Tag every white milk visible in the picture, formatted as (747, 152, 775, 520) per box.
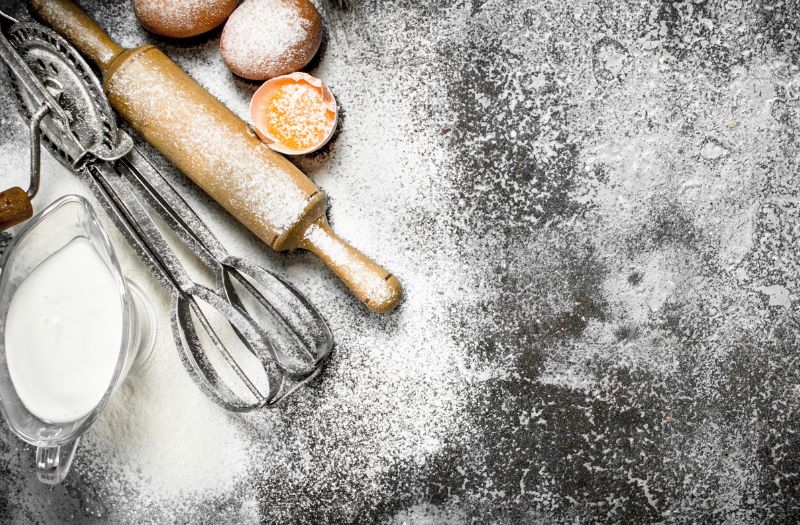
(5, 237, 123, 424)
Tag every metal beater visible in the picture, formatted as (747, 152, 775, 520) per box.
(0, 12, 333, 410)
(117, 150, 332, 378)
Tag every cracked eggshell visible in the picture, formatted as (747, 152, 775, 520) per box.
(249, 72, 338, 156)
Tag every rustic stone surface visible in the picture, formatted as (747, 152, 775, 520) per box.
(0, 0, 798, 522)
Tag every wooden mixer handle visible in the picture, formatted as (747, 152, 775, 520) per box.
(0, 187, 33, 231)
(27, 0, 123, 70)
(300, 217, 402, 313)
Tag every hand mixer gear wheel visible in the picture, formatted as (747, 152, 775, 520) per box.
(6, 21, 131, 168)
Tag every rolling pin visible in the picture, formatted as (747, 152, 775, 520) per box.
(27, 0, 402, 313)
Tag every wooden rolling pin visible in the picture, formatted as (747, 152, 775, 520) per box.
(28, 0, 402, 313)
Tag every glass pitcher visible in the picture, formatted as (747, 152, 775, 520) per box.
(0, 195, 155, 484)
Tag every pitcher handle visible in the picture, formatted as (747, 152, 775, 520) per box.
(35, 438, 79, 484)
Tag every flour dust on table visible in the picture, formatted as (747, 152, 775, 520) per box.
(0, 0, 799, 523)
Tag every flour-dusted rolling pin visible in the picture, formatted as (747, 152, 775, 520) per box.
(28, 0, 402, 313)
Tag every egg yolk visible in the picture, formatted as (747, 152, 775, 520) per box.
(263, 82, 335, 152)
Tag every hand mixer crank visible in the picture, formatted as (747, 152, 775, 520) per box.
(0, 105, 46, 230)
(0, 13, 130, 230)
(0, 12, 56, 230)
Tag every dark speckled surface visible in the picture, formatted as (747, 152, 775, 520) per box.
(0, 0, 799, 523)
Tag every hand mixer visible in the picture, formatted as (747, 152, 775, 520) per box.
(0, 9, 127, 230)
(27, 0, 403, 314)
(0, 12, 333, 410)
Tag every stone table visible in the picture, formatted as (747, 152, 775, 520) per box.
(0, 0, 798, 522)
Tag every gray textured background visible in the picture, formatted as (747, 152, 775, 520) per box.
(1, 0, 799, 523)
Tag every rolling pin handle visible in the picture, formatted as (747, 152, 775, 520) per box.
(27, 0, 124, 70)
(300, 218, 403, 313)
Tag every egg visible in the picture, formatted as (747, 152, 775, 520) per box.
(220, 0, 323, 81)
(133, 0, 238, 38)
(250, 72, 337, 155)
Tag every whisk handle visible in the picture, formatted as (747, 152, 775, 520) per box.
(0, 187, 33, 231)
(27, 0, 124, 70)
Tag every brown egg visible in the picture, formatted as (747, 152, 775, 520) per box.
(133, 0, 239, 38)
(220, 0, 323, 81)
